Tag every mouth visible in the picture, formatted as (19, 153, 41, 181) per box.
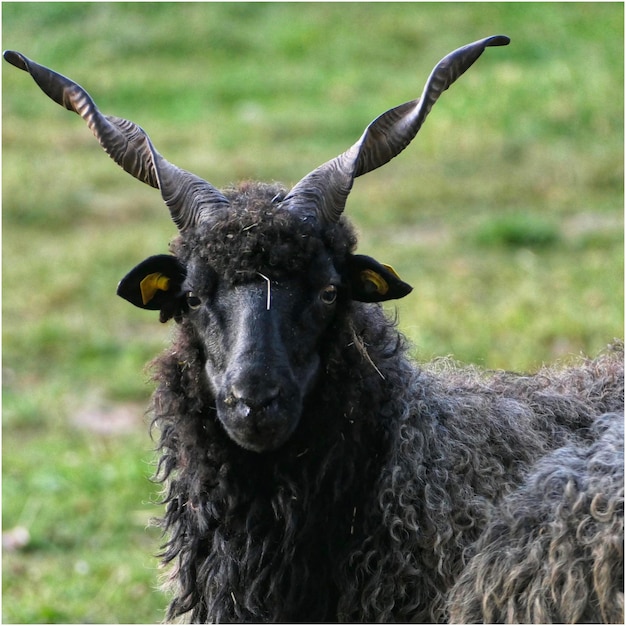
(217, 395, 301, 453)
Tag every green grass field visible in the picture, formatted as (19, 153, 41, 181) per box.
(3, 3, 623, 622)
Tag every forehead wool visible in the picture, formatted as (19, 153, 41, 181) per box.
(171, 181, 357, 284)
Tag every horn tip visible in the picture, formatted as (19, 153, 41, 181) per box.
(3, 50, 27, 71)
(486, 35, 511, 47)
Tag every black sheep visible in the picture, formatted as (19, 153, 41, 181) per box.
(5, 36, 623, 623)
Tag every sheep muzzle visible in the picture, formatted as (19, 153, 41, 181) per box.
(218, 378, 302, 453)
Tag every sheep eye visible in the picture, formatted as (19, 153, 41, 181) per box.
(320, 285, 337, 305)
(186, 292, 202, 310)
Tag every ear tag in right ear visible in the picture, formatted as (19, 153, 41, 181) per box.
(140, 273, 171, 306)
(360, 269, 389, 296)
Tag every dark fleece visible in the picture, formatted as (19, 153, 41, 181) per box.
(148, 182, 624, 622)
(446, 411, 624, 623)
(171, 181, 357, 286)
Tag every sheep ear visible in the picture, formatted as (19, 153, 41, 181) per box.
(345, 254, 413, 302)
(117, 255, 187, 320)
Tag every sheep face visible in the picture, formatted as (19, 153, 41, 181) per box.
(118, 183, 412, 452)
(183, 254, 337, 452)
(189, 279, 322, 452)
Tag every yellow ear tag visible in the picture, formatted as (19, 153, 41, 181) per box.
(140, 273, 171, 305)
(382, 264, 401, 279)
(361, 269, 389, 295)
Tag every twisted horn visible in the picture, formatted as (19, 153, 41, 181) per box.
(3, 50, 229, 231)
(281, 35, 510, 223)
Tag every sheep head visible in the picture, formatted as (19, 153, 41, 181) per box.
(4, 35, 509, 452)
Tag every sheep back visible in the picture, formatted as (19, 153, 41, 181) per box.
(446, 410, 624, 623)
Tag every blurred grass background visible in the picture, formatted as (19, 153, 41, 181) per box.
(2, 3, 623, 622)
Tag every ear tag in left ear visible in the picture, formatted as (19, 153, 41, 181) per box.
(361, 269, 389, 296)
(140, 273, 171, 306)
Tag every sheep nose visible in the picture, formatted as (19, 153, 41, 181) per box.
(230, 383, 280, 411)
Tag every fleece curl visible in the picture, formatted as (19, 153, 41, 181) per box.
(148, 184, 624, 622)
(446, 411, 624, 623)
(335, 348, 624, 622)
(170, 181, 358, 287)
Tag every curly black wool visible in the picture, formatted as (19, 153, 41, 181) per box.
(447, 411, 624, 623)
(171, 182, 357, 287)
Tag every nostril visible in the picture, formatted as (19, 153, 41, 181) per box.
(230, 384, 280, 410)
